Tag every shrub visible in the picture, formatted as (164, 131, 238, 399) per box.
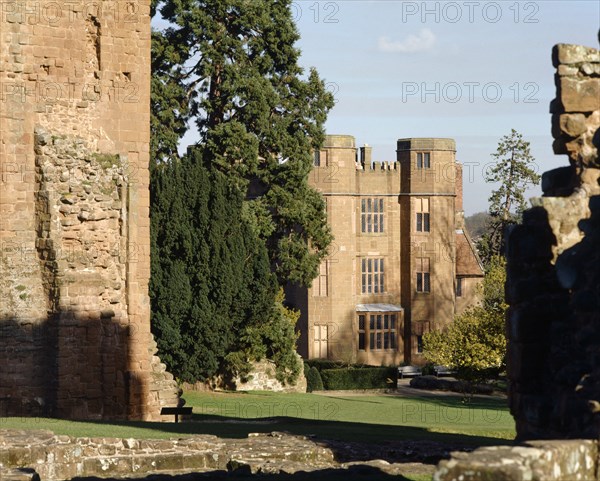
(304, 359, 343, 372)
(421, 362, 436, 376)
(320, 367, 397, 390)
(306, 366, 324, 392)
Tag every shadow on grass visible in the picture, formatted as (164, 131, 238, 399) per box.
(69, 412, 512, 467)
(77, 414, 510, 444)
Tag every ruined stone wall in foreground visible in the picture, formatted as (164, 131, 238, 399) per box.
(506, 42, 600, 441)
(0, 1, 179, 420)
(433, 38, 600, 481)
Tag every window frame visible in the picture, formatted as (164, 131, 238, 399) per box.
(415, 198, 430, 233)
(312, 261, 328, 297)
(456, 277, 463, 297)
(361, 257, 385, 294)
(358, 312, 398, 352)
(416, 152, 431, 169)
(415, 257, 431, 293)
(361, 197, 385, 234)
(416, 335, 424, 354)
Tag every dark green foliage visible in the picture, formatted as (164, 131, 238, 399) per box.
(152, 0, 335, 286)
(304, 359, 343, 372)
(320, 367, 398, 390)
(150, 0, 335, 383)
(150, 149, 277, 382)
(305, 366, 324, 392)
(421, 362, 436, 376)
(230, 288, 302, 385)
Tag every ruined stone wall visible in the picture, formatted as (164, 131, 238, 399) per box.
(435, 439, 598, 480)
(0, 1, 178, 420)
(232, 357, 307, 393)
(0, 429, 336, 480)
(506, 42, 600, 439)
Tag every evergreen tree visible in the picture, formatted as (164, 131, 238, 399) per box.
(150, 149, 279, 382)
(151, 0, 335, 286)
(478, 129, 540, 264)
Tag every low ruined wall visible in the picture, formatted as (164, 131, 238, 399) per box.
(434, 439, 598, 481)
(507, 42, 600, 440)
(0, 429, 335, 480)
(233, 357, 307, 393)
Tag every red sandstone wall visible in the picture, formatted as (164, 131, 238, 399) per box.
(0, 0, 177, 420)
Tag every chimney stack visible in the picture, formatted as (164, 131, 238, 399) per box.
(360, 144, 372, 168)
(455, 162, 463, 212)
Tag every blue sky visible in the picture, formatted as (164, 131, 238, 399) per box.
(293, 1, 600, 214)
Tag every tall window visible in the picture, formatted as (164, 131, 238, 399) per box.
(361, 258, 385, 294)
(358, 313, 397, 351)
(361, 198, 384, 233)
(314, 150, 326, 167)
(416, 335, 424, 353)
(313, 262, 328, 297)
(416, 257, 430, 293)
(413, 321, 429, 354)
(415, 198, 430, 232)
(456, 277, 463, 297)
(416, 152, 431, 169)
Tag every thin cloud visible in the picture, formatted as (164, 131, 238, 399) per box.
(378, 28, 436, 53)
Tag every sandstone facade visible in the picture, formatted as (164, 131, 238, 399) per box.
(288, 136, 483, 366)
(0, 1, 178, 420)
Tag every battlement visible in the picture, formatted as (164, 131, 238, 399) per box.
(323, 134, 356, 149)
(396, 138, 456, 152)
(356, 161, 398, 172)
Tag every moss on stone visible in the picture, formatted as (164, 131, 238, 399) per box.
(92, 153, 121, 170)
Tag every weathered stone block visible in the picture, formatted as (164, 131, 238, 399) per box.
(553, 43, 600, 66)
(559, 77, 600, 113)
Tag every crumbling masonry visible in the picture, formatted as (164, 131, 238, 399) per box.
(434, 37, 600, 481)
(0, 1, 179, 420)
(506, 41, 600, 441)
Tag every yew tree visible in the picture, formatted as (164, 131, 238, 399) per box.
(151, 0, 335, 286)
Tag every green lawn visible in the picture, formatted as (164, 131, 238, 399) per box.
(0, 392, 514, 481)
(0, 390, 514, 446)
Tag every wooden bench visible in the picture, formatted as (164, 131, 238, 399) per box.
(434, 365, 456, 377)
(398, 365, 422, 379)
(160, 406, 193, 423)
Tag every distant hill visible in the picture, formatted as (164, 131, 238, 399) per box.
(465, 211, 490, 240)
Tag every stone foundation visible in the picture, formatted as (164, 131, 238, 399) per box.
(0, 429, 333, 480)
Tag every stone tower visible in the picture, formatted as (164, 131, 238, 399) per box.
(288, 135, 483, 365)
(397, 138, 460, 359)
(0, 1, 179, 420)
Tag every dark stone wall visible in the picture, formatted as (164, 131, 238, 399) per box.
(507, 42, 600, 440)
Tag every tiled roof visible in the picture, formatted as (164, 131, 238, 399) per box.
(456, 230, 484, 276)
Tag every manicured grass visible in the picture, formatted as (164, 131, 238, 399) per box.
(184, 391, 515, 444)
(0, 391, 515, 446)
